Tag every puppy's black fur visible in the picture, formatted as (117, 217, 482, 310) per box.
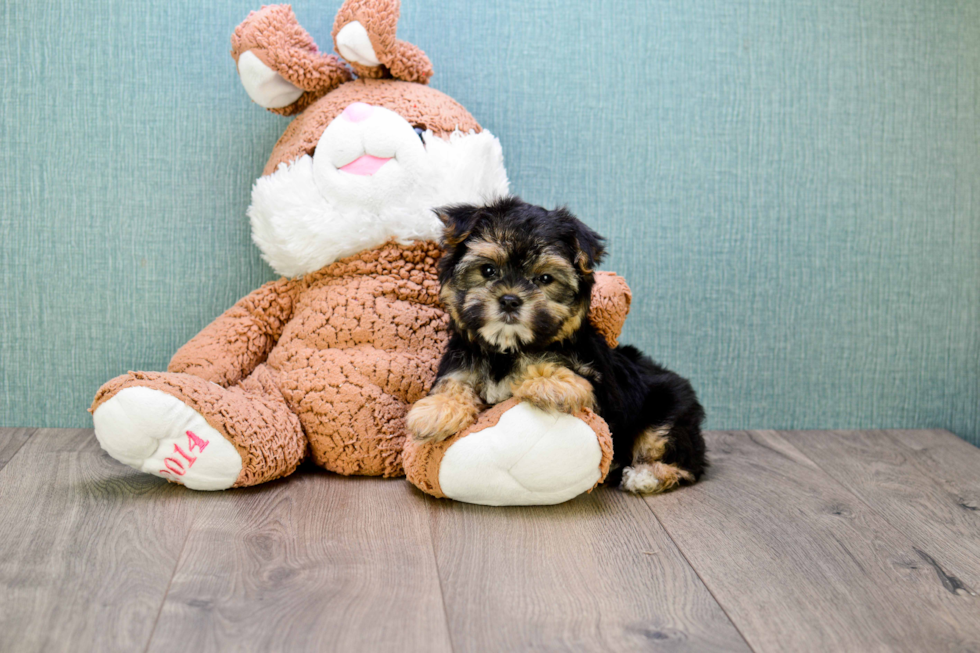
(426, 196, 706, 492)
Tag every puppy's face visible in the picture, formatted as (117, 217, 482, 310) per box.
(435, 197, 605, 353)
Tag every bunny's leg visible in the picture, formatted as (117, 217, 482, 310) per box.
(285, 351, 420, 479)
(91, 365, 306, 490)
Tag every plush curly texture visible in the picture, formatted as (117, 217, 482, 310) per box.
(403, 398, 614, 498)
(590, 271, 632, 347)
(270, 240, 449, 476)
(169, 276, 300, 387)
(263, 79, 481, 175)
(231, 4, 353, 116)
(92, 237, 630, 487)
(91, 366, 307, 488)
(331, 0, 433, 83)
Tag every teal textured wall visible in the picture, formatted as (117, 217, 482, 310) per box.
(2, 0, 978, 443)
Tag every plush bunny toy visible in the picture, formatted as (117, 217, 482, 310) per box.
(90, 0, 632, 506)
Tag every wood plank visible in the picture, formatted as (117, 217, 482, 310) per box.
(146, 467, 453, 653)
(783, 430, 980, 592)
(0, 428, 204, 653)
(647, 430, 980, 653)
(429, 485, 750, 652)
(883, 429, 980, 495)
(0, 427, 34, 471)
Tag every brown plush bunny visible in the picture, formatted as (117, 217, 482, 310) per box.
(90, 0, 632, 505)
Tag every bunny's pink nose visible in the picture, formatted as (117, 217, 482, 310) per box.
(341, 102, 374, 122)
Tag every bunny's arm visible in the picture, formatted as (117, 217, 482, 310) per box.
(168, 278, 301, 387)
(232, 5, 352, 116)
(589, 272, 632, 348)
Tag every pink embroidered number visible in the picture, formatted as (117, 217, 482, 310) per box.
(186, 429, 209, 453)
(160, 430, 211, 477)
(163, 458, 185, 475)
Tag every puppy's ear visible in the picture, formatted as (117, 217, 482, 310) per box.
(573, 228, 606, 274)
(433, 204, 482, 248)
(553, 208, 606, 274)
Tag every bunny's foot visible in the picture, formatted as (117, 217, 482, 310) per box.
(91, 367, 306, 490)
(94, 386, 243, 490)
(403, 399, 613, 506)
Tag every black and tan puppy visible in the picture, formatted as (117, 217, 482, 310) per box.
(407, 197, 706, 494)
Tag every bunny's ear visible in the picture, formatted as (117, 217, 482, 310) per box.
(231, 5, 352, 116)
(332, 0, 434, 84)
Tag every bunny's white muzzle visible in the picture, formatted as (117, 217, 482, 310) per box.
(312, 103, 429, 209)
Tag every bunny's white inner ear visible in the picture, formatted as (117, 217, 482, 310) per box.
(237, 51, 304, 109)
(335, 21, 381, 67)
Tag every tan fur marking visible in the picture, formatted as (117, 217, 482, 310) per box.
(548, 305, 585, 345)
(465, 239, 507, 263)
(573, 237, 595, 274)
(511, 362, 595, 414)
(622, 425, 693, 495)
(534, 251, 578, 278)
(438, 284, 462, 325)
(407, 375, 482, 442)
(444, 230, 470, 248)
(632, 425, 670, 465)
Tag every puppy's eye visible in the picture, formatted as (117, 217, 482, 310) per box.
(537, 274, 554, 285)
(480, 264, 497, 279)
(413, 126, 426, 143)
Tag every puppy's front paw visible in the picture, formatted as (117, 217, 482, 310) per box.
(511, 363, 595, 415)
(407, 394, 479, 442)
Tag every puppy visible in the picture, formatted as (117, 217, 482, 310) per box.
(406, 197, 707, 494)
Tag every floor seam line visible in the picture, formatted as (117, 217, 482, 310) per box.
(142, 497, 201, 653)
(639, 482, 757, 651)
(765, 430, 904, 522)
(424, 495, 457, 653)
(0, 428, 38, 475)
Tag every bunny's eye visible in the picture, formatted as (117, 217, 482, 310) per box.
(413, 126, 426, 143)
(480, 264, 497, 279)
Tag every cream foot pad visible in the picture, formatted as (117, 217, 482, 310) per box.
(93, 387, 242, 490)
(438, 402, 604, 506)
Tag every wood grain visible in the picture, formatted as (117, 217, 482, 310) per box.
(428, 486, 750, 652)
(884, 429, 980, 496)
(7, 428, 980, 652)
(783, 429, 980, 593)
(647, 430, 980, 653)
(0, 427, 34, 471)
(146, 467, 453, 653)
(0, 429, 203, 653)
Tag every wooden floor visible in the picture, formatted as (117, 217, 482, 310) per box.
(0, 428, 978, 652)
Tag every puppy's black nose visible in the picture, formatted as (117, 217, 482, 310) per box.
(499, 294, 523, 312)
